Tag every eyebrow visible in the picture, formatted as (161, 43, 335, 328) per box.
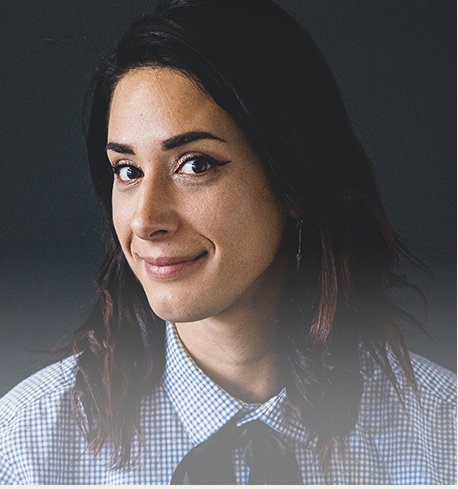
(162, 131, 225, 150)
(105, 142, 135, 154)
(106, 131, 225, 154)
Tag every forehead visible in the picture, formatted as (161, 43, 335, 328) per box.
(108, 68, 234, 141)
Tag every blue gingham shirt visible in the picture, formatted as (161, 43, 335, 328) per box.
(0, 323, 456, 484)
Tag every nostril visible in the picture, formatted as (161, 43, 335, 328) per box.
(151, 229, 169, 236)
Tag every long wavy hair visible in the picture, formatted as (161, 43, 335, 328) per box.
(71, 0, 425, 473)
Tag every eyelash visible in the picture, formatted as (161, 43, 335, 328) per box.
(179, 154, 230, 175)
(111, 163, 142, 182)
(111, 154, 230, 182)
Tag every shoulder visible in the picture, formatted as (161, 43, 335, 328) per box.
(358, 348, 456, 432)
(359, 347, 456, 403)
(409, 352, 456, 404)
(355, 350, 456, 483)
(360, 346, 457, 443)
(0, 356, 77, 431)
(0, 356, 78, 483)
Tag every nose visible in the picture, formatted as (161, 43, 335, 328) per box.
(130, 173, 179, 240)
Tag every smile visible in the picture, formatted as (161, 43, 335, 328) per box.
(141, 253, 207, 278)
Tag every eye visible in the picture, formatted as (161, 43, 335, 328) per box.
(179, 156, 216, 175)
(112, 164, 143, 181)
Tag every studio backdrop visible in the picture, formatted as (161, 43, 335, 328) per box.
(0, 0, 455, 397)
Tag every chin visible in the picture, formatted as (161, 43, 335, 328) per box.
(147, 296, 210, 324)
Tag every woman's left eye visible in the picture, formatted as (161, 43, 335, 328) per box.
(179, 156, 216, 175)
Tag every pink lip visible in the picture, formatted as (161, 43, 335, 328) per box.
(140, 253, 206, 278)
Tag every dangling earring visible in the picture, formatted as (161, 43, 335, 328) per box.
(296, 219, 303, 272)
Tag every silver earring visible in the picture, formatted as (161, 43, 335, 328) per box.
(296, 219, 303, 272)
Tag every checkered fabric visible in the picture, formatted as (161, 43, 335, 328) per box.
(0, 323, 456, 484)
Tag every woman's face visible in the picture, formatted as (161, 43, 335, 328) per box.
(108, 68, 289, 324)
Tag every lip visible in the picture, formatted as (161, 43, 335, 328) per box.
(140, 253, 206, 278)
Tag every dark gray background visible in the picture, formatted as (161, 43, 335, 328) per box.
(0, 0, 456, 398)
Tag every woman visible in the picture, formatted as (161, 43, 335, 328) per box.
(0, 0, 455, 484)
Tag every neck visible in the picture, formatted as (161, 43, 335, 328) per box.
(175, 315, 283, 404)
(174, 236, 293, 404)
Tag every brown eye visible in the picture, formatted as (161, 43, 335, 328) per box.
(114, 165, 143, 181)
(179, 157, 214, 175)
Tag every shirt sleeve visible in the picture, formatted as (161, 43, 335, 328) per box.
(0, 358, 77, 485)
(0, 444, 29, 484)
(412, 354, 457, 483)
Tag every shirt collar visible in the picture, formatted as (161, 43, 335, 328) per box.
(162, 323, 309, 445)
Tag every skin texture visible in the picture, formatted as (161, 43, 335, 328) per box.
(108, 68, 291, 402)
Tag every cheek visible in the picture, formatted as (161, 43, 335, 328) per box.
(112, 195, 133, 250)
(196, 180, 285, 265)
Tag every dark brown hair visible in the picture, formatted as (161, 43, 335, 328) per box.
(71, 0, 425, 473)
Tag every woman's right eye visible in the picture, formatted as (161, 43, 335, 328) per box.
(112, 165, 143, 182)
